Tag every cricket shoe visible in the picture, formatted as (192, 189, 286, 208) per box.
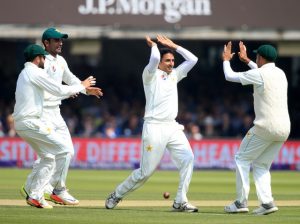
(105, 191, 122, 209)
(252, 202, 278, 215)
(172, 201, 198, 212)
(224, 201, 249, 213)
(50, 190, 79, 205)
(26, 197, 53, 209)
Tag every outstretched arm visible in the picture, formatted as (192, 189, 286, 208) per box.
(222, 41, 241, 83)
(30, 69, 93, 97)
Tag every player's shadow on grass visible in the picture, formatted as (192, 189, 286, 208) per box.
(61, 206, 231, 215)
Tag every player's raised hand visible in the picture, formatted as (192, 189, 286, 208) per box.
(145, 36, 157, 47)
(238, 41, 251, 64)
(222, 41, 235, 61)
(86, 87, 103, 99)
(156, 35, 178, 50)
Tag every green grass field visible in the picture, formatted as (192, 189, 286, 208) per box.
(0, 168, 299, 224)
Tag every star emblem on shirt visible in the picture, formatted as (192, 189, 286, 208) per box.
(46, 127, 52, 134)
(146, 145, 153, 152)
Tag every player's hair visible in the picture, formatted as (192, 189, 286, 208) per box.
(41, 39, 47, 48)
(159, 48, 175, 61)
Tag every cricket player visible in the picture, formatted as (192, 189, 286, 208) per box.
(21, 27, 103, 206)
(15, 44, 95, 208)
(105, 35, 198, 212)
(222, 41, 290, 215)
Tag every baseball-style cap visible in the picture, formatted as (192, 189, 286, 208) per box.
(42, 27, 68, 41)
(253, 44, 277, 62)
(24, 44, 49, 61)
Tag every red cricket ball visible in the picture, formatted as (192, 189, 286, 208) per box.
(163, 192, 170, 199)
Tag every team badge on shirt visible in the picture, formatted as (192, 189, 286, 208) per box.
(161, 74, 167, 80)
(52, 65, 56, 72)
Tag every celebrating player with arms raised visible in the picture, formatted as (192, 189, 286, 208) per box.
(105, 35, 199, 212)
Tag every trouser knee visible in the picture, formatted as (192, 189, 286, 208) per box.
(133, 169, 153, 182)
(56, 151, 72, 160)
(63, 145, 74, 158)
(68, 148, 74, 158)
(253, 162, 270, 170)
(40, 154, 55, 169)
(41, 153, 55, 162)
(183, 151, 194, 165)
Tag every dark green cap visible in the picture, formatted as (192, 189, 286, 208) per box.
(253, 44, 277, 62)
(42, 27, 68, 41)
(24, 44, 49, 61)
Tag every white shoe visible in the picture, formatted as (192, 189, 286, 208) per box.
(50, 190, 79, 205)
(21, 185, 53, 209)
(252, 204, 278, 215)
(224, 201, 249, 213)
(26, 197, 53, 209)
(39, 198, 53, 209)
(172, 201, 198, 212)
(105, 192, 122, 209)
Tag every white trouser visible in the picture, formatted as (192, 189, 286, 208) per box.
(15, 118, 73, 200)
(38, 106, 74, 194)
(235, 127, 284, 205)
(115, 121, 194, 203)
(28, 106, 74, 193)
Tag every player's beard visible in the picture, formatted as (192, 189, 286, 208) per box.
(38, 60, 44, 69)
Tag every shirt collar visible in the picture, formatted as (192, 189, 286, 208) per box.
(261, 62, 275, 68)
(24, 62, 38, 68)
(45, 53, 57, 61)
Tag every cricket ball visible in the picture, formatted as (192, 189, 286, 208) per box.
(163, 192, 170, 199)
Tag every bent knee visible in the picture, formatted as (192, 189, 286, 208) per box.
(41, 153, 55, 161)
(68, 150, 74, 158)
(133, 169, 153, 182)
(39, 154, 55, 169)
(59, 143, 74, 157)
(253, 161, 270, 170)
(56, 151, 73, 160)
(184, 151, 194, 164)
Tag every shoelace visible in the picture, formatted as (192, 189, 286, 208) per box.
(182, 203, 195, 210)
(182, 203, 189, 209)
(109, 193, 121, 203)
(173, 202, 187, 209)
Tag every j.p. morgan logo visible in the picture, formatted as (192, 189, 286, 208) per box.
(78, 0, 212, 23)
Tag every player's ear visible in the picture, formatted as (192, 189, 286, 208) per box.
(43, 39, 50, 47)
